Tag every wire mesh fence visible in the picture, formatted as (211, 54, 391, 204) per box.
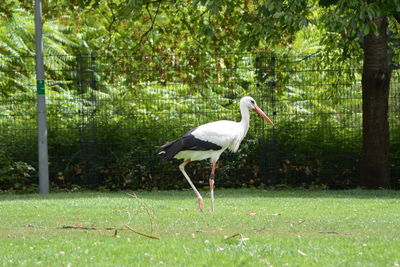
(0, 52, 399, 190)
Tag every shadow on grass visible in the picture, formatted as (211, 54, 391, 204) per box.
(1, 188, 399, 202)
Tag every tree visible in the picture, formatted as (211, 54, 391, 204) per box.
(316, 0, 400, 188)
(360, 16, 391, 188)
(194, 0, 400, 188)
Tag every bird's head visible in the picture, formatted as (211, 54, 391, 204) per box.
(240, 96, 274, 125)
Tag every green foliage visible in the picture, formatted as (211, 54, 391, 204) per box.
(0, 147, 37, 192)
(0, 7, 76, 96)
(0, 0, 400, 190)
(1, 51, 399, 191)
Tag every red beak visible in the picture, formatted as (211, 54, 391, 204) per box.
(253, 106, 274, 126)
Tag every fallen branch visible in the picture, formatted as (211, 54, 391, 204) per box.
(196, 229, 216, 233)
(224, 233, 241, 240)
(318, 231, 339, 234)
(224, 233, 248, 246)
(125, 225, 160, 240)
(127, 192, 154, 233)
(61, 226, 124, 231)
(61, 225, 97, 230)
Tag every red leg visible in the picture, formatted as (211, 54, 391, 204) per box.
(210, 161, 217, 212)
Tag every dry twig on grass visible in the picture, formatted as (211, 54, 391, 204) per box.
(224, 233, 249, 246)
(224, 233, 242, 240)
(61, 225, 97, 230)
(61, 225, 124, 231)
(125, 225, 160, 240)
(127, 192, 155, 233)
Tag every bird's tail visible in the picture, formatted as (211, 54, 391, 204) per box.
(156, 139, 180, 162)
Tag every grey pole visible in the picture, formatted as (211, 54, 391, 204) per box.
(35, 0, 49, 193)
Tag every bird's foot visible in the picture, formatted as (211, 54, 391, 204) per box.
(197, 197, 204, 212)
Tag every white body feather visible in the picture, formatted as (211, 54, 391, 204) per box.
(174, 99, 251, 163)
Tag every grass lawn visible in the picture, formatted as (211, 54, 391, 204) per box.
(0, 189, 399, 266)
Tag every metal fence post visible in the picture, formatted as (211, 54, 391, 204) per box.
(35, 0, 49, 193)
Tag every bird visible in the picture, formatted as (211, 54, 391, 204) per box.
(157, 96, 274, 212)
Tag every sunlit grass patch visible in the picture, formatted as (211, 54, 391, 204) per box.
(1, 189, 399, 266)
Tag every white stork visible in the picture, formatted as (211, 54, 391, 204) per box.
(157, 96, 274, 212)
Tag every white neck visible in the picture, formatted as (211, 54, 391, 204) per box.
(227, 100, 251, 153)
(239, 103, 250, 131)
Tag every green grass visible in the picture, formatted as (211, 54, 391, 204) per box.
(1, 189, 399, 266)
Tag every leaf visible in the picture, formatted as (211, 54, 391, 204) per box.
(267, 2, 274, 12)
(361, 24, 370, 36)
(273, 12, 284, 19)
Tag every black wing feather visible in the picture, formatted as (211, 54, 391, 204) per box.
(157, 127, 222, 162)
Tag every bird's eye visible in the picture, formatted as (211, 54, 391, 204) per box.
(250, 100, 255, 104)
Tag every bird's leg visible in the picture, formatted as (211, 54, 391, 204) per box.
(179, 160, 204, 212)
(209, 161, 217, 213)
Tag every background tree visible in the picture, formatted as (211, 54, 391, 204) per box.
(313, 0, 400, 188)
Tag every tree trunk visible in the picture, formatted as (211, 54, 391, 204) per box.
(360, 16, 391, 188)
